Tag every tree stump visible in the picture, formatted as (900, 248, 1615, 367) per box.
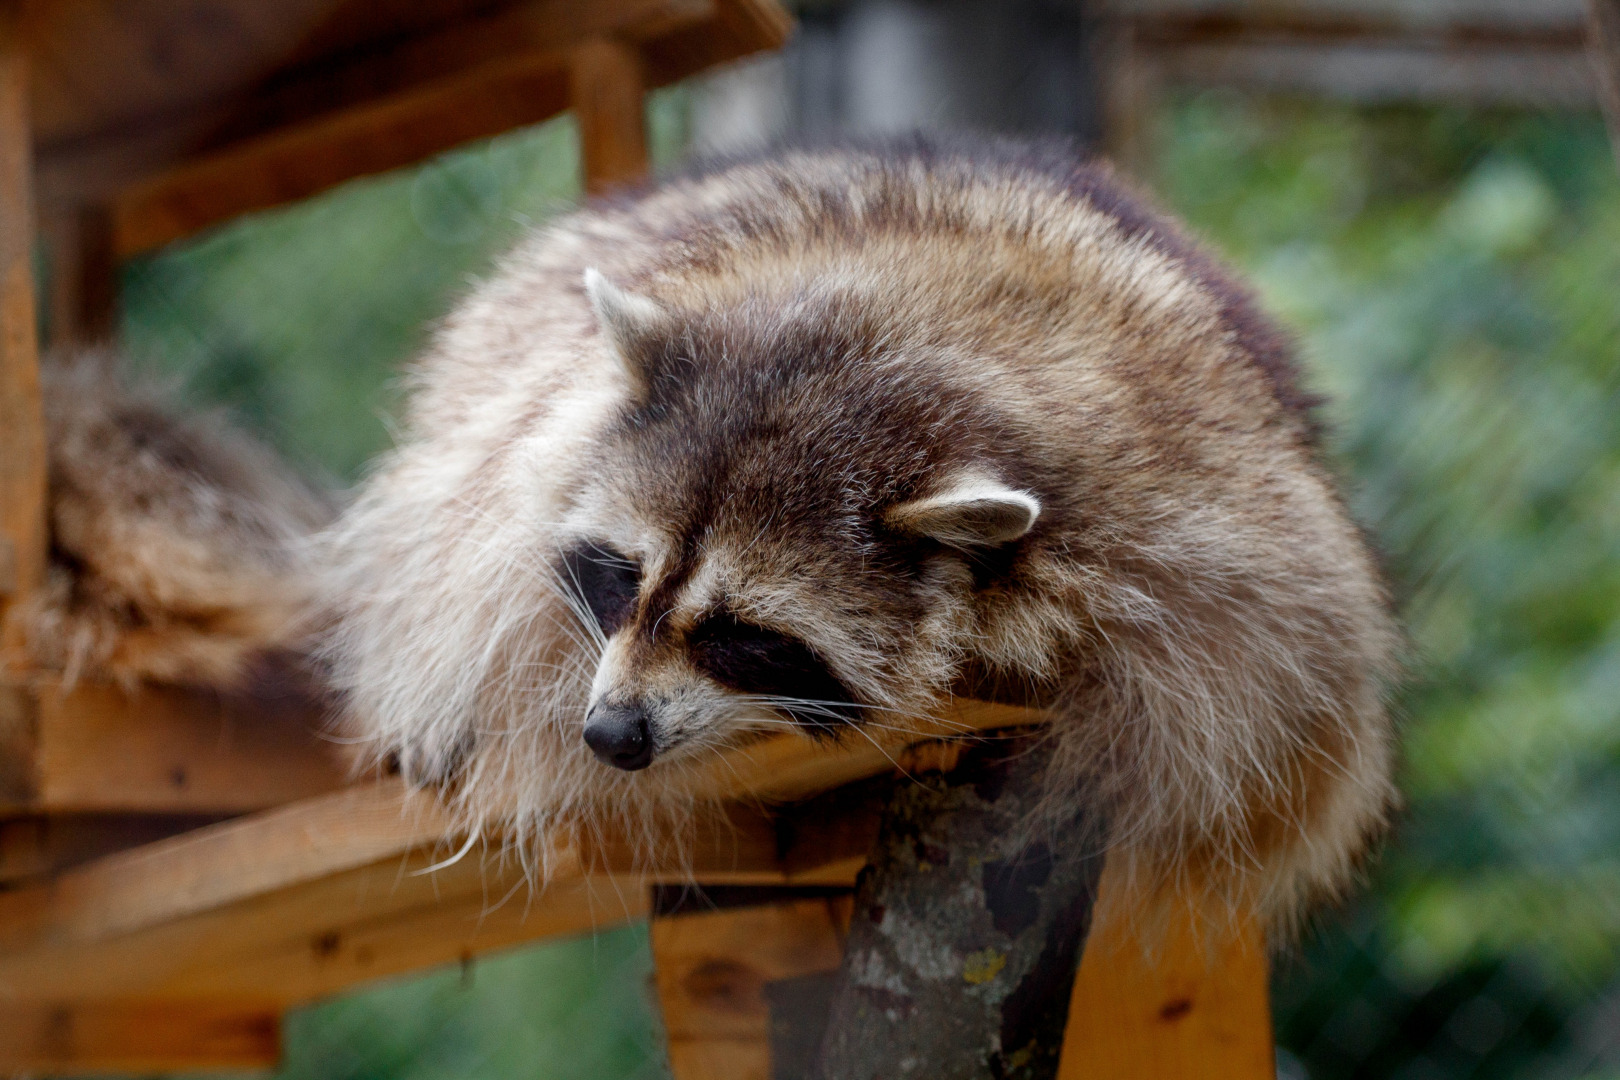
(812, 734, 1105, 1080)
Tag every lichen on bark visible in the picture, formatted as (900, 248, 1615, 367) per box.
(812, 733, 1105, 1080)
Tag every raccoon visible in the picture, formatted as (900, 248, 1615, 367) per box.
(323, 139, 1400, 926)
(17, 353, 332, 690)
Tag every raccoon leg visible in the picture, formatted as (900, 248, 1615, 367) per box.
(812, 733, 1104, 1080)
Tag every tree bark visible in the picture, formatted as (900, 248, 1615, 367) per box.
(812, 734, 1105, 1080)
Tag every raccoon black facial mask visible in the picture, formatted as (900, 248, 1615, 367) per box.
(561, 543, 640, 636)
(688, 612, 861, 734)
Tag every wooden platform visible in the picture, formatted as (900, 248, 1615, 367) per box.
(0, 692, 1274, 1076)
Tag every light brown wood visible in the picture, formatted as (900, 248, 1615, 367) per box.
(0, 705, 1021, 1008)
(652, 897, 846, 1080)
(571, 36, 649, 193)
(23, 677, 349, 814)
(1058, 871, 1275, 1080)
(0, 814, 228, 884)
(682, 701, 1044, 806)
(0, 999, 280, 1072)
(0, 8, 46, 670)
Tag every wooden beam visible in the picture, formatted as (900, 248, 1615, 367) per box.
(1590, 0, 1620, 172)
(19, 677, 348, 814)
(105, 0, 790, 258)
(0, 999, 280, 1073)
(0, 702, 1026, 1007)
(206, 0, 716, 152)
(571, 37, 649, 193)
(0, 6, 46, 670)
(109, 51, 573, 258)
(1057, 870, 1275, 1080)
(0, 813, 229, 884)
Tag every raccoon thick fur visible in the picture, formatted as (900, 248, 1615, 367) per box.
(323, 140, 1400, 928)
(19, 353, 332, 689)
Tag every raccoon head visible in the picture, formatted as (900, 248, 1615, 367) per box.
(562, 271, 1042, 771)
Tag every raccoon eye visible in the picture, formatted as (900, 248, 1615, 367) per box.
(561, 542, 641, 636)
(689, 612, 860, 733)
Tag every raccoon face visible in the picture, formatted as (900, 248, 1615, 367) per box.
(560, 272, 1041, 772)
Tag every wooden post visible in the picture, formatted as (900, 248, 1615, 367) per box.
(0, 4, 45, 660)
(570, 36, 649, 193)
(0, 4, 45, 808)
(1057, 878, 1275, 1079)
(1589, 0, 1620, 173)
(39, 202, 116, 345)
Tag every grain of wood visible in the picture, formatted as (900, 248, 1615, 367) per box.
(653, 898, 845, 1080)
(0, 999, 280, 1072)
(1057, 867, 1275, 1080)
(0, 705, 1029, 1008)
(30, 678, 349, 814)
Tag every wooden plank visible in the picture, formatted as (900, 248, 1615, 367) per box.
(1591, 0, 1620, 172)
(206, 0, 715, 152)
(1058, 871, 1275, 1080)
(0, 999, 280, 1073)
(25, 677, 349, 814)
(640, 0, 794, 87)
(0, 813, 229, 884)
(0, 7, 46, 667)
(652, 897, 846, 1080)
(682, 701, 1044, 805)
(109, 50, 573, 258)
(0, 702, 1029, 1007)
(107, 0, 790, 257)
(571, 37, 649, 193)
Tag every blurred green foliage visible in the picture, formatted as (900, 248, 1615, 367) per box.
(1158, 94, 1620, 1078)
(111, 88, 1620, 1080)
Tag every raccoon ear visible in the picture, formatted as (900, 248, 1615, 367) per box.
(584, 268, 671, 390)
(886, 475, 1040, 548)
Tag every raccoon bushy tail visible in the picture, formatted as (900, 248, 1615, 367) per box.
(13, 351, 336, 691)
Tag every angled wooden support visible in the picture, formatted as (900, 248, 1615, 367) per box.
(107, 0, 791, 258)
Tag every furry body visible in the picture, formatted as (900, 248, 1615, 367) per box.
(19, 355, 330, 689)
(325, 141, 1400, 924)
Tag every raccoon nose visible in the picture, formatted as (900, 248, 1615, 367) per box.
(583, 704, 654, 771)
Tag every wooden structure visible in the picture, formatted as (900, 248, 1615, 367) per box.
(0, 4, 1276, 1072)
(35, 0, 1620, 1072)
